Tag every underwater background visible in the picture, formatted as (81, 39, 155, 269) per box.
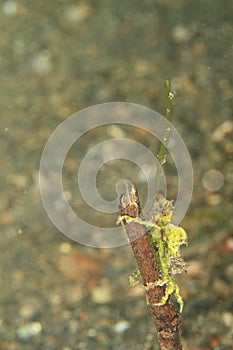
(1, 1, 233, 349)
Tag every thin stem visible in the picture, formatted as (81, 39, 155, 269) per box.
(157, 80, 174, 166)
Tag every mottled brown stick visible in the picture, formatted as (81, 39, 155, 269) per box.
(119, 185, 182, 350)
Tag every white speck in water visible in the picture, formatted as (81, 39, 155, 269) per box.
(202, 169, 224, 192)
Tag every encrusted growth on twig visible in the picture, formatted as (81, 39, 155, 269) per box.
(118, 184, 183, 350)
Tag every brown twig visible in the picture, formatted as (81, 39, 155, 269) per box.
(119, 185, 182, 350)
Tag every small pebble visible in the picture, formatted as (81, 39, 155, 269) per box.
(87, 328, 97, 337)
(222, 312, 233, 327)
(65, 4, 92, 23)
(172, 24, 193, 43)
(187, 260, 202, 277)
(17, 322, 42, 341)
(175, 72, 199, 95)
(192, 42, 207, 57)
(212, 121, 233, 143)
(106, 125, 125, 138)
(64, 190, 72, 201)
(222, 238, 233, 254)
(205, 193, 222, 205)
(59, 242, 71, 254)
(213, 278, 230, 297)
(224, 263, 233, 279)
(3, 0, 18, 16)
(77, 341, 87, 350)
(31, 50, 52, 75)
(8, 174, 27, 188)
(19, 302, 40, 319)
(91, 285, 112, 304)
(134, 59, 150, 77)
(49, 292, 62, 306)
(113, 320, 130, 333)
